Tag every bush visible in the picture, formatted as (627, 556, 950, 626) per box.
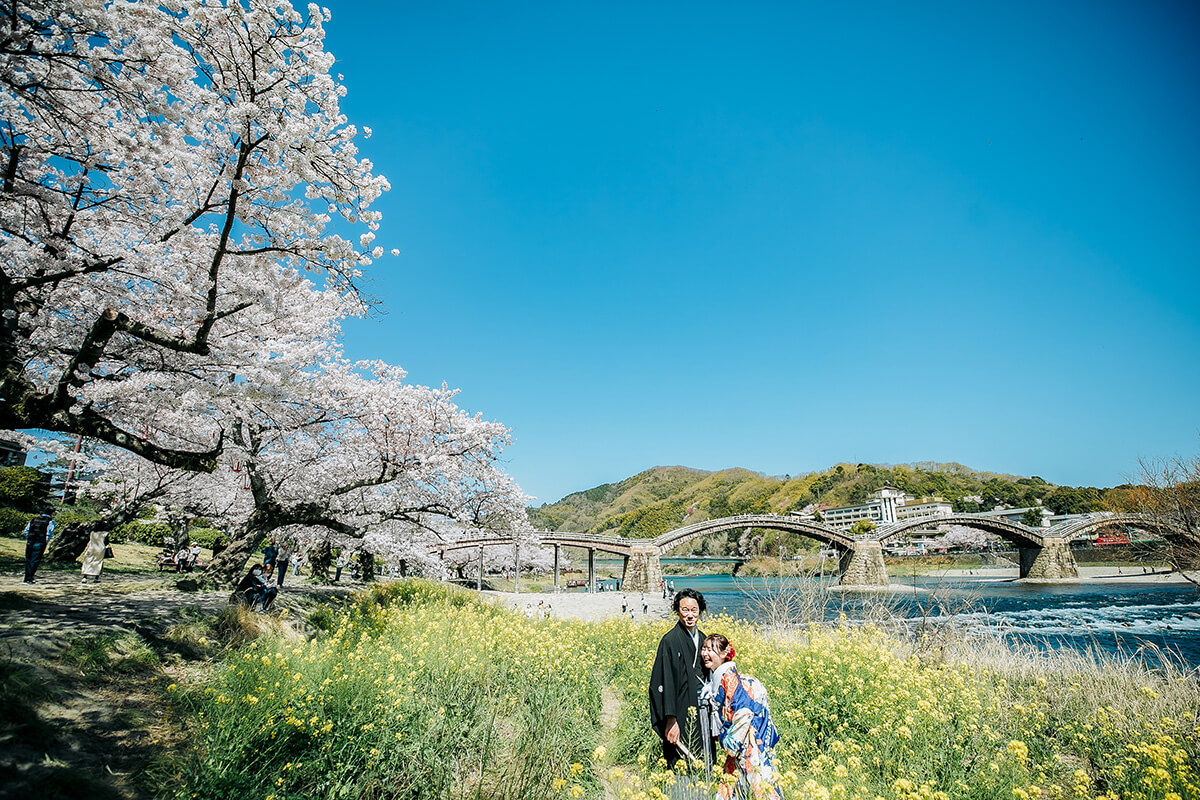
(0, 466, 46, 511)
(53, 507, 98, 528)
(109, 521, 173, 547)
(0, 507, 33, 537)
(188, 527, 228, 549)
(175, 582, 599, 800)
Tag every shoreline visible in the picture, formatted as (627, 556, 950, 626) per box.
(482, 588, 672, 622)
(483, 565, 1195, 620)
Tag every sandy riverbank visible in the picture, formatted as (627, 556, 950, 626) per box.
(482, 588, 672, 622)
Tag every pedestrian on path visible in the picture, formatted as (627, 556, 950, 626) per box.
(276, 544, 292, 586)
(23, 509, 55, 584)
(81, 529, 109, 584)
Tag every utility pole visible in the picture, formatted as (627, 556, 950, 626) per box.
(60, 434, 83, 503)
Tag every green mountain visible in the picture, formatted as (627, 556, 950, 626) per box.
(527, 462, 1117, 542)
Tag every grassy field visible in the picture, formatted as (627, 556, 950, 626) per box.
(0, 535, 173, 575)
(165, 580, 1199, 800)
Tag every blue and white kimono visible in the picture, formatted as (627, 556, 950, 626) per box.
(701, 661, 781, 799)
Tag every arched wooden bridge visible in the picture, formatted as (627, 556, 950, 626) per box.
(433, 512, 1192, 591)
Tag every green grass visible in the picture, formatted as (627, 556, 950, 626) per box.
(0, 536, 175, 574)
(61, 633, 160, 679)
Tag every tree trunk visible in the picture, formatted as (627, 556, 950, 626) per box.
(202, 526, 269, 588)
(309, 540, 332, 583)
(359, 551, 375, 582)
(44, 521, 91, 563)
(45, 511, 132, 564)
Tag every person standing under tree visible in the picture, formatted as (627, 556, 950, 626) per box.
(80, 529, 109, 584)
(648, 588, 712, 769)
(22, 508, 55, 584)
(263, 539, 278, 576)
(275, 543, 292, 586)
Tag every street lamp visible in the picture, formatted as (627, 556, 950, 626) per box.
(779, 545, 785, 578)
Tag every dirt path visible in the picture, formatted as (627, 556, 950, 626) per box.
(0, 573, 354, 800)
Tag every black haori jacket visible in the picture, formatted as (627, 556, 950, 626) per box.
(648, 621, 708, 736)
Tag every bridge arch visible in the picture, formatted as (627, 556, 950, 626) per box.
(1047, 513, 1197, 544)
(433, 533, 635, 557)
(653, 514, 857, 553)
(873, 514, 1044, 548)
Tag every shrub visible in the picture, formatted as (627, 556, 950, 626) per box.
(0, 507, 32, 537)
(0, 466, 46, 511)
(168, 581, 1200, 800)
(53, 507, 99, 528)
(188, 527, 228, 549)
(109, 521, 173, 546)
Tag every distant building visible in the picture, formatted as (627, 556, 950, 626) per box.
(0, 439, 27, 467)
(817, 487, 953, 531)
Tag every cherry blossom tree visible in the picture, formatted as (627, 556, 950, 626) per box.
(128, 360, 535, 585)
(2, 1, 534, 585)
(0, 0, 387, 469)
(936, 525, 991, 551)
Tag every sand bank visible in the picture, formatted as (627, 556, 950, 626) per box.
(482, 588, 672, 622)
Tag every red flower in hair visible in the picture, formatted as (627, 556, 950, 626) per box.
(726, 645, 736, 661)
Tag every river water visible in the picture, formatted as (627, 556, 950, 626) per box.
(665, 573, 1200, 673)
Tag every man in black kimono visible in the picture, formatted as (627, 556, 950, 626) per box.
(648, 588, 710, 769)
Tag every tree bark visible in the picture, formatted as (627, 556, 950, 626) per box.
(202, 526, 269, 588)
(308, 539, 332, 583)
(44, 521, 92, 564)
(45, 511, 133, 564)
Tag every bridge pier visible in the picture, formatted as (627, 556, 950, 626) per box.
(553, 544, 560, 591)
(621, 546, 663, 593)
(1018, 538, 1079, 581)
(838, 541, 889, 586)
(587, 548, 595, 593)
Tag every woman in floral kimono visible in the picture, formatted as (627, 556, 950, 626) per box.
(699, 634, 781, 800)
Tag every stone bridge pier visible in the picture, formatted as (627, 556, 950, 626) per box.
(621, 546, 662, 593)
(1018, 538, 1079, 580)
(839, 541, 888, 586)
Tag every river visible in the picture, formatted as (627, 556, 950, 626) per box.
(664, 572, 1200, 672)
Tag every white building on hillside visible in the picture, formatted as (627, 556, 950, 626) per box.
(816, 487, 953, 531)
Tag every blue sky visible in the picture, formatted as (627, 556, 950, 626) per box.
(324, 0, 1200, 504)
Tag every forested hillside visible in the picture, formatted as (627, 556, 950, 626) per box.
(527, 462, 1128, 542)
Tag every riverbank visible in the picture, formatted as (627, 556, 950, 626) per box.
(483, 587, 671, 621)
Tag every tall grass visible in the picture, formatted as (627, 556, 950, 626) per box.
(170, 580, 1200, 800)
(61, 632, 159, 679)
(172, 582, 599, 800)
